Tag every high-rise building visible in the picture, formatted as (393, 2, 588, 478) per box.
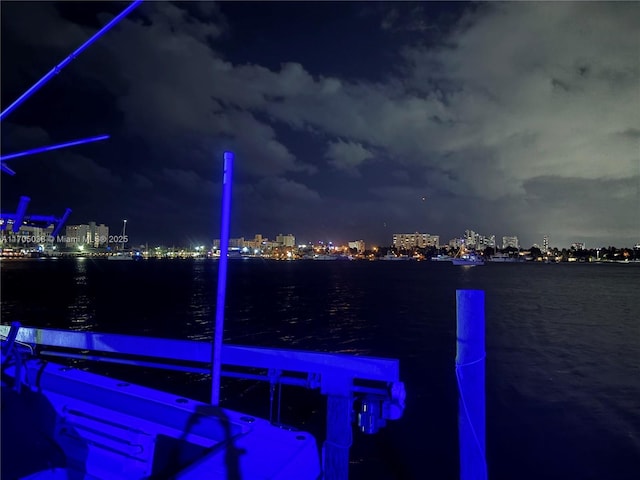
(243, 234, 264, 250)
(543, 235, 549, 252)
(212, 237, 245, 249)
(463, 230, 495, 249)
(66, 224, 90, 244)
(449, 237, 464, 249)
(348, 240, 366, 253)
(0, 225, 54, 244)
(502, 236, 519, 249)
(393, 233, 439, 249)
(276, 234, 295, 247)
(66, 223, 109, 246)
(96, 224, 108, 246)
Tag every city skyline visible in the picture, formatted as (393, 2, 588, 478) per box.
(1, 2, 638, 248)
(3, 216, 638, 252)
(3, 217, 639, 253)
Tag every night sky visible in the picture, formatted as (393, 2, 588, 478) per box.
(1, 1, 638, 248)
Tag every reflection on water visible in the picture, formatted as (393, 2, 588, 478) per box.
(188, 260, 213, 340)
(68, 258, 96, 331)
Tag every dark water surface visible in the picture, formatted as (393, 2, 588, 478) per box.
(2, 258, 639, 479)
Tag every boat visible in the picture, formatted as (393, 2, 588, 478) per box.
(312, 254, 339, 260)
(452, 248, 485, 266)
(107, 251, 134, 260)
(487, 253, 520, 263)
(108, 219, 132, 260)
(431, 254, 453, 262)
(1, 4, 406, 478)
(380, 252, 411, 261)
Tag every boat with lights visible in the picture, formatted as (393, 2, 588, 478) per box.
(431, 254, 453, 262)
(452, 247, 485, 266)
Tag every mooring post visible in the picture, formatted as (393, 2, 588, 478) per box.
(324, 394, 351, 480)
(456, 289, 487, 480)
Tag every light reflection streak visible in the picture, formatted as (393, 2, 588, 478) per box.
(67, 258, 96, 331)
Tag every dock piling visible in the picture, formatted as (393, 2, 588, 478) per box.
(456, 289, 487, 480)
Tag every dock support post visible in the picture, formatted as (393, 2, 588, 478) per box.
(323, 394, 351, 480)
(456, 289, 487, 480)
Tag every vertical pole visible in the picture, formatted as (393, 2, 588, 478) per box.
(456, 289, 487, 480)
(324, 394, 351, 480)
(211, 151, 233, 406)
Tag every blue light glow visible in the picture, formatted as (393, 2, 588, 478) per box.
(0, 135, 110, 162)
(211, 151, 234, 405)
(0, 1, 142, 121)
(0, 163, 16, 176)
(12, 196, 30, 233)
(51, 208, 72, 237)
(456, 290, 487, 480)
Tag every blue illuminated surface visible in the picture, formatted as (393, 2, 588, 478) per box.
(211, 151, 234, 405)
(456, 290, 487, 480)
(0, 163, 16, 176)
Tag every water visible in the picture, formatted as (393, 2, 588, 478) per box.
(2, 258, 639, 479)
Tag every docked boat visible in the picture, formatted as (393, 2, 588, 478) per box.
(488, 253, 520, 263)
(107, 251, 134, 260)
(452, 251, 485, 266)
(431, 254, 453, 262)
(312, 254, 339, 260)
(107, 219, 131, 259)
(380, 252, 411, 261)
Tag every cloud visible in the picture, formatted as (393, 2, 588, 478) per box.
(400, 2, 639, 189)
(83, 6, 317, 179)
(132, 173, 153, 190)
(325, 139, 374, 176)
(56, 153, 123, 188)
(0, 2, 86, 49)
(520, 175, 640, 247)
(1, 124, 51, 152)
(160, 167, 215, 195)
(255, 176, 321, 203)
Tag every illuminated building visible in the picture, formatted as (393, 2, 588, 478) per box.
(276, 234, 296, 247)
(393, 233, 439, 249)
(348, 240, 366, 253)
(502, 236, 519, 249)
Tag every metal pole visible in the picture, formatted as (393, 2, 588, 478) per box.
(456, 289, 487, 480)
(0, 135, 109, 162)
(211, 151, 233, 406)
(0, 0, 142, 121)
(53, 208, 72, 237)
(12, 196, 31, 233)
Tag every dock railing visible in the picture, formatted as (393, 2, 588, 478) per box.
(1, 323, 405, 480)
